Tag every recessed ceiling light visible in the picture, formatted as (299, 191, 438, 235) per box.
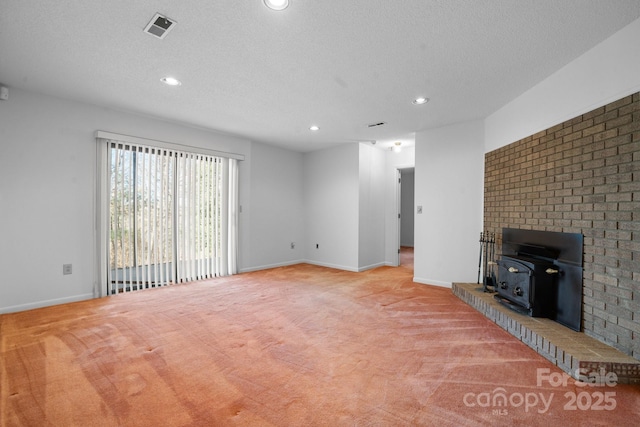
(161, 76, 182, 86)
(412, 97, 429, 105)
(264, 0, 289, 11)
(309, 125, 320, 131)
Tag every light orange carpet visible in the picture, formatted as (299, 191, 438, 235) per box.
(2, 254, 639, 426)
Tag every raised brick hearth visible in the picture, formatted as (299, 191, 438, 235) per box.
(453, 283, 640, 385)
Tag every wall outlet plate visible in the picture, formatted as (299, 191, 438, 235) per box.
(63, 264, 72, 275)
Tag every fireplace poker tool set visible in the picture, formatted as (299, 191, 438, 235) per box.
(477, 231, 496, 293)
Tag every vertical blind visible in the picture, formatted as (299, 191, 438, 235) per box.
(101, 137, 239, 295)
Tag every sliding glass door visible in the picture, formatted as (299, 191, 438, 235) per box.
(97, 135, 238, 296)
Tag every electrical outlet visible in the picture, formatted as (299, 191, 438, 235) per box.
(291, 242, 295, 249)
(316, 243, 319, 249)
(417, 205, 423, 214)
(63, 264, 72, 275)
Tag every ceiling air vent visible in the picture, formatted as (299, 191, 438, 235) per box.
(144, 13, 177, 39)
(367, 122, 386, 128)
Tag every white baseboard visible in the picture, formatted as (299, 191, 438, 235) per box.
(241, 260, 396, 274)
(302, 260, 359, 272)
(0, 293, 95, 314)
(238, 260, 305, 273)
(413, 277, 452, 288)
(357, 262, 387, 272)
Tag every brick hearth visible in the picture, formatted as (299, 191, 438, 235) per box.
(453, 283, 640, 385)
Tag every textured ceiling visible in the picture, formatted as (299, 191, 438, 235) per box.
(1, 0, 639, 152)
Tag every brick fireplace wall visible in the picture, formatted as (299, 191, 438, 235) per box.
(484, 92, 639, 360)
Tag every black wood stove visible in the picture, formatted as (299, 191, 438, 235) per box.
(494, 228, 584, 331)
(496, 248, 559, 318)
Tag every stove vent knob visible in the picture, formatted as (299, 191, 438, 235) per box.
(513, 287, 523, 297)
(508, 267, 519, 273)
(500, 281, 508, 289)
(546, 268, 559, 274)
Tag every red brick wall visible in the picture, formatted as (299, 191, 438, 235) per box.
(484, 93, 640, 359)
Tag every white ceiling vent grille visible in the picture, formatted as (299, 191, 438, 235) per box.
(144, 13, 176, 39)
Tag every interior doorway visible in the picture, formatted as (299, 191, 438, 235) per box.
(398, 167, 415, 269)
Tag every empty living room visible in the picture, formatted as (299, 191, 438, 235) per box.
(1, 1, 640, 426)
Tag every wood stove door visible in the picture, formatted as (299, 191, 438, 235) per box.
(497, 258, 533, 309)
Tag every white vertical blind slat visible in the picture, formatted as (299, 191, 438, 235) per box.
(228, 158, 239, 274)
(118, 144, 124, 293)
(190, 153, 196, 281)
(152, 148, 159, 287)
(168, 152, 175, 285)
(220, 158, 229, 277)
(214, 158, 221, 274)
(111, 144, 120, 295)
(184, 153, 190, 282)
(128, 146, 135, 291)
(183, 153, 190, 282)
(176, 154, 183, 283)
(156, 149, 163, 287)
(145, 148, 152, 288)
(140, 145, 147, 289)
(200, 156, 206, 280)
(124, 145, 130, 291)
(196, 154, 202, 280)
(207, 157, 214, 278)
(181, 153, 188, 282)
(165, 150, 172, 285)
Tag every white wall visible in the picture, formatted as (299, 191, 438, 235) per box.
(0, 87, 303, 313)
(358, 144, 386, 271)
(414, 120, 484, 287)
(240, 142, 305, 272)
(303, 144, 360, 271)
(486, 17, 640, 152)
